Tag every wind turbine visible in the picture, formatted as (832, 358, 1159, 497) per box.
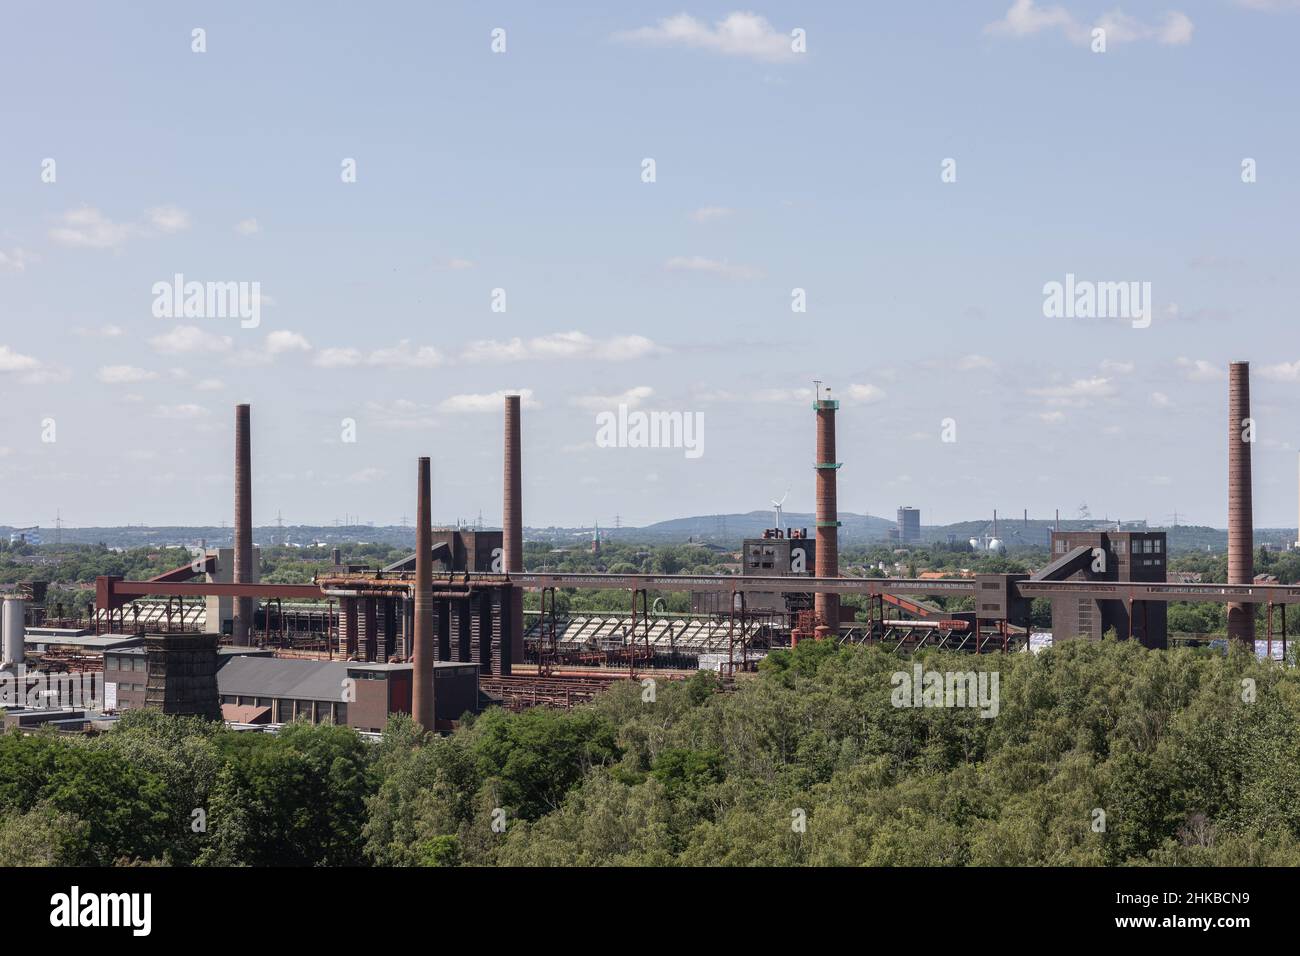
(771, 488, 790, 530)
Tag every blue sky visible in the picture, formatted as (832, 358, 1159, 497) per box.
(2, 1, 1298, 529)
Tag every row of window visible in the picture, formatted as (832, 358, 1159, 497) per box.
(1053, 538, 1164, 555)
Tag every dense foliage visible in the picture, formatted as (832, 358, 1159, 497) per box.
(2, 638, 1299, 866)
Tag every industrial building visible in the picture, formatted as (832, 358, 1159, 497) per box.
(1035, 530, 1169, 648)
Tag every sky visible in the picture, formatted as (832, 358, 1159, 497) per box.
(1, 1, 1298, 530)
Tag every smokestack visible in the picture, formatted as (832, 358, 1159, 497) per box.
(503, 395, 524, 663)
(412, 457, 435, 730)
(1227, 361, 1255, 646)
(813, 393, 840, 628)
(232, 403, 253, 646)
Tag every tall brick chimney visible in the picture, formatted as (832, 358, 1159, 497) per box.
(814, 391, 841, 629)
(232, 403, 253, 646)
(503, 395, 524, 663)
(1227, 361, 1255, 646)
(412, 457, 435, 730)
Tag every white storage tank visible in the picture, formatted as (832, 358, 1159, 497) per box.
(2, 597, 26, 668)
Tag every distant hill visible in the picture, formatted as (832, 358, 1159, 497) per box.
(635, 510, 897, 542)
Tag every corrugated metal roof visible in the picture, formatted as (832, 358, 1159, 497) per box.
(217, 657, 350, 701)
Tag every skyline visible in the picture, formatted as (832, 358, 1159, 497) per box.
(3, 2, 1299, 528)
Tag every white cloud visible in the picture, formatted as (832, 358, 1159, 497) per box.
(49, 207, 134, 249)
(986, 0, 1081, 39)
(234, 218, 261, 236)
(1039, 411, 1067, 425)
(149, 325, 234, 354)
(438, 389, 539, 414)
(145, 205, 190, 233)
(314, 348, 363, 369)
(690, 206, 734, 223)
(1259, 360, 1300, 382)
(460, 331, 661, 363)
(956, 354, 996, 371)
(1176, 357, 1224, 382)
(98, 365, 158, 385)
(195, 378, 224, 391)
(346, 467, 387, 484)
(570, 386, 654, 411)
(844, 383, 886, 404)
(0, 345, 43, 374)
(665, 255, 763, 280)
(1100, 359, 1135, 375)
(76, 324, 124, 338)
(0, 346, 63, 385)
(614, 12, 800, 63)
(0, 248, 37, 272)
(49, 205, 191, 249)
(985, 1, 1193, 46)
(265, 330, 312, 354)
(1150, 391, 1173, 408)
(367, 341, 444, 368)
(153, 403, 209, 420)
(1029, 376, 1117, 407)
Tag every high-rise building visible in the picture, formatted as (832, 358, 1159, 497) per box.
(897, 507, 921, 545)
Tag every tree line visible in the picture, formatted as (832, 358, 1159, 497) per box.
(2, 636, 1298, 866)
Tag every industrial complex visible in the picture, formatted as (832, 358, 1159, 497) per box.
(0, 361, 1296, 734)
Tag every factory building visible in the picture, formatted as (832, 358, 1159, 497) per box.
(104, 645, 479, 732)
(691, 529, 813, 618)
(1037, 530, 1168, 649)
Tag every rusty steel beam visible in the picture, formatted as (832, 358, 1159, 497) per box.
(96, 576, 319, 609)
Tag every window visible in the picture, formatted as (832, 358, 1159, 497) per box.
(1153, 540, 1162, 553)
